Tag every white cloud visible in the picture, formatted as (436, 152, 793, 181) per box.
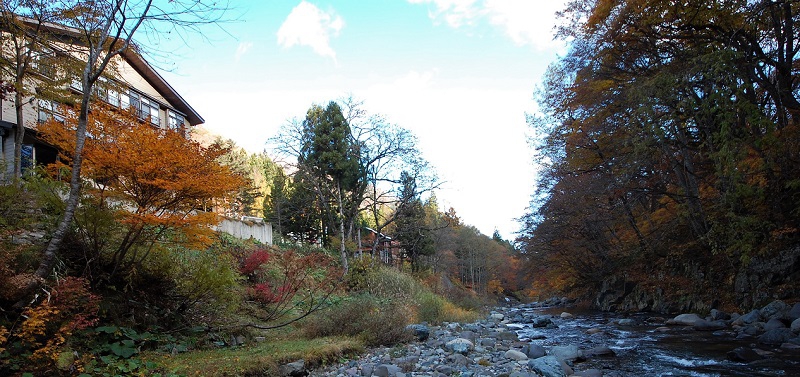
(408, 0, 481, 28)
(234, 41, 253, 62)
(409, 0, 567, 50)
(277, 1, 344, 61)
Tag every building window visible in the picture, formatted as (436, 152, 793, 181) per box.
(94, 77, 121, 107)
(30, 47, 56, 78)
(38, 99, 64, 123)
(128, 91, 160, 126)
(168, 110, 184, 131)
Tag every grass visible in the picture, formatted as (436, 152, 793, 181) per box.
(144, 332, 363, 376)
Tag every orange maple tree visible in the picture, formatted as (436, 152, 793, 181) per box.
(38, 104, 244, 278)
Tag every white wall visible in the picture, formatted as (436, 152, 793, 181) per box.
(215, 217, 273, 245)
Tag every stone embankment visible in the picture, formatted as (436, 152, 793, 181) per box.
(277, 298, 800, 377)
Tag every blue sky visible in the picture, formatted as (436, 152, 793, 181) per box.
(153, 0, 568, 239)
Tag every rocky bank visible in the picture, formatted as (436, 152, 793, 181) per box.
(274, 298, 800, 377)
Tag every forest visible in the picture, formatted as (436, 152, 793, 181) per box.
(518, 0, 800, 312)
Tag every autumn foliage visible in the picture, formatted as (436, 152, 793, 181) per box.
(519, 0, 800, 310)
(38, 104, 244, 279)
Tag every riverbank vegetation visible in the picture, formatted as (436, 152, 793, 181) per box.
(519, 0, 800, 311)
(0, 93, 522, 376)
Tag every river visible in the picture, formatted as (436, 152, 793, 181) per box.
(509, 305, 800, 376)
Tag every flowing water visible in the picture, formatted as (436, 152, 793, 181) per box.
(508, 306, 800, 376)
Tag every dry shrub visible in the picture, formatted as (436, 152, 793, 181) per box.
(302, 294, 413, 347)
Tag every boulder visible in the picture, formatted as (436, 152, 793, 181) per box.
(505, 349, 529, 361)
(760, 300, 789, 320)
(525, 344, 547, 359)
(726, 347, 764, 362)
(550, 344, 582, 362)
(758, 328, 796, 345)
(710, 309, 730, 321)
(560, 312, 574, 319)
(764, 318, 787, 331)
(279, 359, 307, 377)
(733, 309, 761, 326)
(788, 303, 800, 321)
(405, 324, 430, 342)
(528, 356, 567, 377)
(791, 318, 800, 333)
(692, 319, 727, 331)
(667, 313, 703, 326)
(490, 313, 505, 321)
(445, 338, 474, 354)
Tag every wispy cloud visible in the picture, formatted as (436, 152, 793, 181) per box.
(409, 0, 567, 50)
(277, 1, 344, 62)
(234, 41, 253, 62)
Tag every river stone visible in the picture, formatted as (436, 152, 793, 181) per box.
(447, 353, 469, 366)
(758, 328, 795, 344)
(573, 369, 603, 377)
(446, 338, 474, 354)
(733, 309, 762, 326)
(791, 318, 800, 333)
(550, 344, 582, 362)
(760, 300, 789, 320)
(586, 327, 603, 335)
(435, 365, 454, 375)
(505, 349, 529, 361)
(781, 342, 800, 350)
(668, 313, 703, 326)
(789, 303, 800, 321)
(584, 346, 615, 358)
(617, 318, 635, 326)
(405, 324, 430, 342)
(360, 363, 374, 376)
(528, 356, 567, 377)
(459, 330, 477, 341)
(490, 313, 505, 321)
(525, 344, 546, 359)
(726, 347, 763, 362)
(373, 364, 400, 377)
(693, 319, 727, 331)
(710, 309, 730, 321)
(531, 316, 555, 328)
(279, 359, 307, 377)
(765, 318, 787, 330)
(560, 312, 574, 319)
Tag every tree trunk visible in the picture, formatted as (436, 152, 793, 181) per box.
(337, 181, 348, 274)
(12, 88, 25, 183)
(14, 74, 92, 309)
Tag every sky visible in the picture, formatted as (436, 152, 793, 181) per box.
(152, 0, 569, 240)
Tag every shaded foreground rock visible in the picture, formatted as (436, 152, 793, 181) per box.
(528, 356, 567, 377)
